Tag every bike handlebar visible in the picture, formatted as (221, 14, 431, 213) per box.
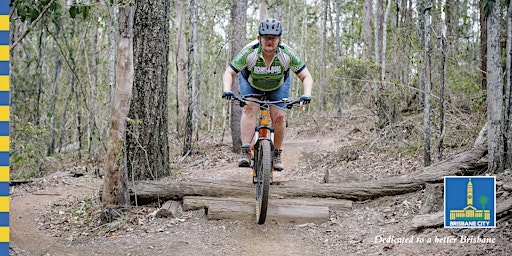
(231, 94, 302, 109)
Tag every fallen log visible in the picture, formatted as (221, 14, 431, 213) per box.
(182, 196, 352, 211)
(410, 196, 512, 230)
(128, 146, 487, 204)
(206, 200, 330, 224)
(130, 178, 424, 203)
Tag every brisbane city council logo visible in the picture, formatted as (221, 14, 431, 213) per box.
(444, 176, 496, 228)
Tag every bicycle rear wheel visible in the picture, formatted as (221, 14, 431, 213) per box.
(255, 139, 272, 224)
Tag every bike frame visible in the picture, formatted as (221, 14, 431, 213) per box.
(251, 100, 275, 183)
(232, 94, 301, 224)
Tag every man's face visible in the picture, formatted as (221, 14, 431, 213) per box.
(260, 35, 280, 54)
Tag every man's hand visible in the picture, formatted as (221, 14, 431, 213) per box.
(300, 94, 311, 104)
(222, 90, 235, 100)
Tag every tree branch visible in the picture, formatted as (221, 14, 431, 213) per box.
(10, 0, 57, 52)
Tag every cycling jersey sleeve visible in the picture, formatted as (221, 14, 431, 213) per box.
(230, 40, 259, 73)
(282, 45, 306, 74)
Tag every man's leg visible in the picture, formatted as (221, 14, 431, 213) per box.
(238, 103, 258, 167)
(270, 106, 286, 170)
(238, 73, 259, 167)
(241, 102, 259, 145)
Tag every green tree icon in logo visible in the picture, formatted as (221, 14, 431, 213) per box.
(479, 195, 488, 215)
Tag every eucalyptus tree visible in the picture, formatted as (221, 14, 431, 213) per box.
(486, 0, 504, 173)
(226, 0, 248, 153)
(183, 0, 197, 155)
(423, 1, 433, 166)
(102, 2, 134, 207)
(126, 0, 171, 180)
(507, 0, 512, 168)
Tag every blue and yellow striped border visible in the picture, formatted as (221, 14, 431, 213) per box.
(0, 1, 8, 255)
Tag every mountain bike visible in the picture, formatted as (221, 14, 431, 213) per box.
(232, 93, 301, 224)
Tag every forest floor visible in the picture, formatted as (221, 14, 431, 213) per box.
(9, 105, 512, 256)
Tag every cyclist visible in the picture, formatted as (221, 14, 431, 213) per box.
(222, 18, 313, 171)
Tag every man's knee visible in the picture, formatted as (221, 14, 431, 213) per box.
(272, 114, 286, 126)
(242, 104, 258, 116)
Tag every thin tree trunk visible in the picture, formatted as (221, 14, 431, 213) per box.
(423, 2, 432, 166)
(175, 0, 187, 137)
(35, 29, 44, 125)
(381, 0, 391, 81)
(486, 0, 504, 172)
(107, 2, 117, 111)
(334, 0, 342, 57)
(259, 2, 267, 21)
(102, 4, 134, 206)
(228, 0, 248, 153)
(417, 0, 425, 108)
(88, 18, 99, 159)
(184, 0, 198, 155)
(363, 0, 373, 61)
(480, 0, 487, 90)
(47, 21, 61, 156)
(437, 35, 447, 160)
(374, 0, 382, 65)
(319, 0, 328, 110)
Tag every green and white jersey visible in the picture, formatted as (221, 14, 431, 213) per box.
(230, 40, 306, 91)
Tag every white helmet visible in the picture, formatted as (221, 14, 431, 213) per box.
(259, 19, 282, 36)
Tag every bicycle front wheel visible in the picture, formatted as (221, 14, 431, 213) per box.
(255, 139, 272, 224)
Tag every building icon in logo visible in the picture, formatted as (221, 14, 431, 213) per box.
(444, 176, 495, 228)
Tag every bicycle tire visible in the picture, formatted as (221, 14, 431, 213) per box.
(255, 139, 272, 224)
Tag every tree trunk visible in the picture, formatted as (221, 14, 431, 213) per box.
(334, 0, 342, 57)
(228, 0, 248, 153)
(126, 146, 487, 204)
(47, 21, 61, 156)
(127, 0, 171, 180)
(259, 2, 267, 21)
(184, 0, 198, 155)
(437, 35, 447, 160)
(88, 18, 99, 160)
(416, 0, 425, 108)
(506, 0, 512, 169)
(486, 0, 504, 172)
(102, 4, 134, 206)
(423, 1, 432, 166)
(381, 0, 391, 81)
(174, 0, 188, 137)
(205, 200, 330, 224)
(318, 0, 328, 110)
(108, 2, 117, 109)
(480, 0, 487, 90)
(362, 0, 373, 61)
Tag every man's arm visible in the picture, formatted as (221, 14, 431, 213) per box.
(222, 66, 238, 91)
(296, 67, 313, 96)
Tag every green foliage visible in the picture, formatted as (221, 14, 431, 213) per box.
(336, 56, 378, 81)
(15, 0, 92, 22)
(69, 3, 91, 20)
(10, 115, 50, 178)
(15, 0, 59, 22)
